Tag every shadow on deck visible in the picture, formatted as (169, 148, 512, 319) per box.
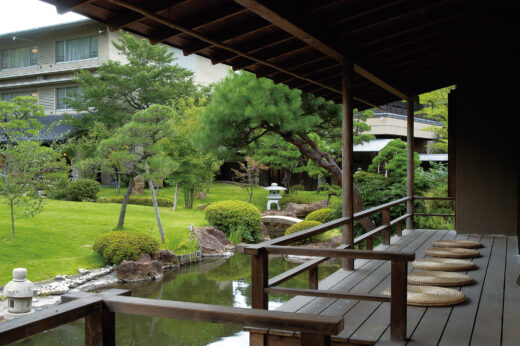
(250, 229, 519, 346)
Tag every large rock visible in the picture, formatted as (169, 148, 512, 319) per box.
(116, 254, 163, 283)
(190, 227, 234, 256)
(263, 201, 327, 219)
(155, 250, 179, 269)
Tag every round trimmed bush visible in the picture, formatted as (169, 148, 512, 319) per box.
(305, 208, 334, 223)
(205, 200, 261, 241)
(284, 220, 325, 244)
(279, 194, 310, 209)
(94, 231, 159, 265)
(67, 178, 100, 201)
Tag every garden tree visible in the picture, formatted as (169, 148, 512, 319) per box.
(202, 71, 376, 231)
(67, 31, 199, 134)
(231, 157, 268, 203)
(164, 99, 221, 209)
(418, 86, 454, 153)
(368, 139, 421, 178)
(98, 105, 178, 242)
(0, 96, 45, 143)
(0, 141, 68, 239)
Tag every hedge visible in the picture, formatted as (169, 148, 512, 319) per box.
(98, 196, 174, 208)
(93, 231, 159, 265)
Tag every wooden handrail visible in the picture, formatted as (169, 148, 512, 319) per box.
(262, 245, 415, 261)
(353, 197, 411, 220)
(264, 287, 391, 302)
(413, 196, 455, 200)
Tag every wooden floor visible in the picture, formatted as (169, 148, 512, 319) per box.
(268, 229, 519, 346)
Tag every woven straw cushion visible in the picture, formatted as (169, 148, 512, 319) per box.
(424, 247, 480, 258)
(408, 271, 473, 286)
(432, 240, 483, 248)
(412, 258, 477, 271)
(382, 285, 466, 307)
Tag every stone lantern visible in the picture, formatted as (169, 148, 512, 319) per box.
(264, 183, 287, 210)
(2, 268, 35, 319)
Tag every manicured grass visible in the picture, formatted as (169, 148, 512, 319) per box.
(1, 182, 329, 285)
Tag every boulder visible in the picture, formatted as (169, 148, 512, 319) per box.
(283, 201, 327, 218)
(190, 227, 234, 256)
(116, 255, 163, 283)
(155, 250, 179, 268)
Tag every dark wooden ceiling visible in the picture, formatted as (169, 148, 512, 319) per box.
(43, 0, 512, 109)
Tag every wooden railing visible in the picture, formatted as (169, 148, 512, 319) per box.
(237, 196, 456, 342)
(0, 289, 343, 346)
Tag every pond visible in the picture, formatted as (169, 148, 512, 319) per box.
(15, 254, 339, 346)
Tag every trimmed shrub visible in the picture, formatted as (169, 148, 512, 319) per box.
(67, 178, 100, 201)
(284, 220, 329, 244)
(94, 231, 159, 265)
(305, 208, 334, 223)
(279, 194, 310, 210)
(205, 200, 261, 241)
(289, 184, 305, 194)
(97, 196, 174, 208)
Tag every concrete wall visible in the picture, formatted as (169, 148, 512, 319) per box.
(454, 58, 518, 236)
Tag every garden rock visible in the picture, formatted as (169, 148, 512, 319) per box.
(131, 175, 145, 194)
(190, 227, 234, 256)
(263, 201, 327, 219)
(116, 256, 163, 283)
(155, 250, 179, 269)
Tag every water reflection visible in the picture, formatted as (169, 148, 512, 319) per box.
(16, 254, 339, 345)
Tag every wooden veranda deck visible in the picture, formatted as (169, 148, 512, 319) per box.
(254, 229, 519, 346)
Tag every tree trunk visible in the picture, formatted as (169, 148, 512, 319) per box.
(117, 176, 134, 228)
(116, 174, 121, 195)
(172, 183, 178, 211)
(10, 201, 15, 240)
(145, 164, 165, 244)
(189, 189, 194, 209)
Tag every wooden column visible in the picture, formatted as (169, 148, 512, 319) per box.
(390, 260, 408, 341)
(85, 304, 115, 346)
(382, 207, 391, 245)
(342, 59, 354, 270)
(301, 333, 331, 346)
(309, 266, 318, 290)
(406, 99, 415, 230)
(251, 248, 268, 310)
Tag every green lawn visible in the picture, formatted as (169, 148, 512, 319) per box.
(1, 182, 328, 285)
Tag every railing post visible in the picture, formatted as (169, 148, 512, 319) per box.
(309, 266, 319, 290)
(406, 98, 415, 230)
(382, 207, 391, 245)
(85, 303, 115, 346)
(251, 248, 268, 310)
(396, 220, 402, 237)
(301, 333, 331, 346)
(390, 260, 408, 341)
(366, 237, 373, 250)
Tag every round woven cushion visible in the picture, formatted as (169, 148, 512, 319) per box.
(432, 240, 483, 248)
(412, 258, 477, 271)
(382, 285, 466, 307)
(424, 247, 480, 258)
(408, 271, 473, 286)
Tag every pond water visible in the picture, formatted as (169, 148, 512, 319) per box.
(16, 254, 339, 346)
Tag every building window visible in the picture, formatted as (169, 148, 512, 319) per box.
(1, 90, 37, 102)
(56, 36, 98, 62)
(1, 46, 37, 69)
(56, 87, 80, 110)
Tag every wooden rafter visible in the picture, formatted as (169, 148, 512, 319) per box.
(107, 0, 187, 31)
(232, 0, 414, 101)
(55, 0, 94, 14)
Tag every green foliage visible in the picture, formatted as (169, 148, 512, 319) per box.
(204, 200, 261, 241)
(418, 87, 453, 153)
(66, 179, 101, 202)
(305, 208, 334, 223)
(284, 220, 331, 244)
(368, 139, 421, 178)
(165, 230, 198, 254)
(93, 230, 159, 265)
(279, 194, 310, 210)
(0, 96, 45, 143)
(228, 223, 256, 244)
(98, 195, 174, 208)
(289, 184, 305, 194)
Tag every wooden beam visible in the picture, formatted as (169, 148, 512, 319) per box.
(406, 99, 415, 230)
(107, 0, 186, 31)
(264, 287, 391, 303)
(55, 0, 93, 14)
(233, 0, 413, 100)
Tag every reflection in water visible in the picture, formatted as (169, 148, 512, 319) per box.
(16, 254, 339, 346)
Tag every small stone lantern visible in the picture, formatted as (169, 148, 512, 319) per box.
(264, 183, 287, 210)
(2, 268, 35, 320)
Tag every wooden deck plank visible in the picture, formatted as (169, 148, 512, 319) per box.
(437, 235, 495, 346)
(502, 236, 520, 346)
(335, 230, 442, 341)
(470, 236, 507, 345)
(350, 230, 458, 343)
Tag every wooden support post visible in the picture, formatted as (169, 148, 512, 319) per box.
(85, 303, 115, 346)
(390, 260, 408, 341)
(382, 207, 391, 245)
(397, 221, 402, 237)
(309, 266, 319, 290)
(342, 58, 354, 270)
(251, 248, 268, 310)
(406, 99, 415, 230)
(250, 331, 266, 346)
(301, 333, 331, 346)
(366, 237, 373, 250)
